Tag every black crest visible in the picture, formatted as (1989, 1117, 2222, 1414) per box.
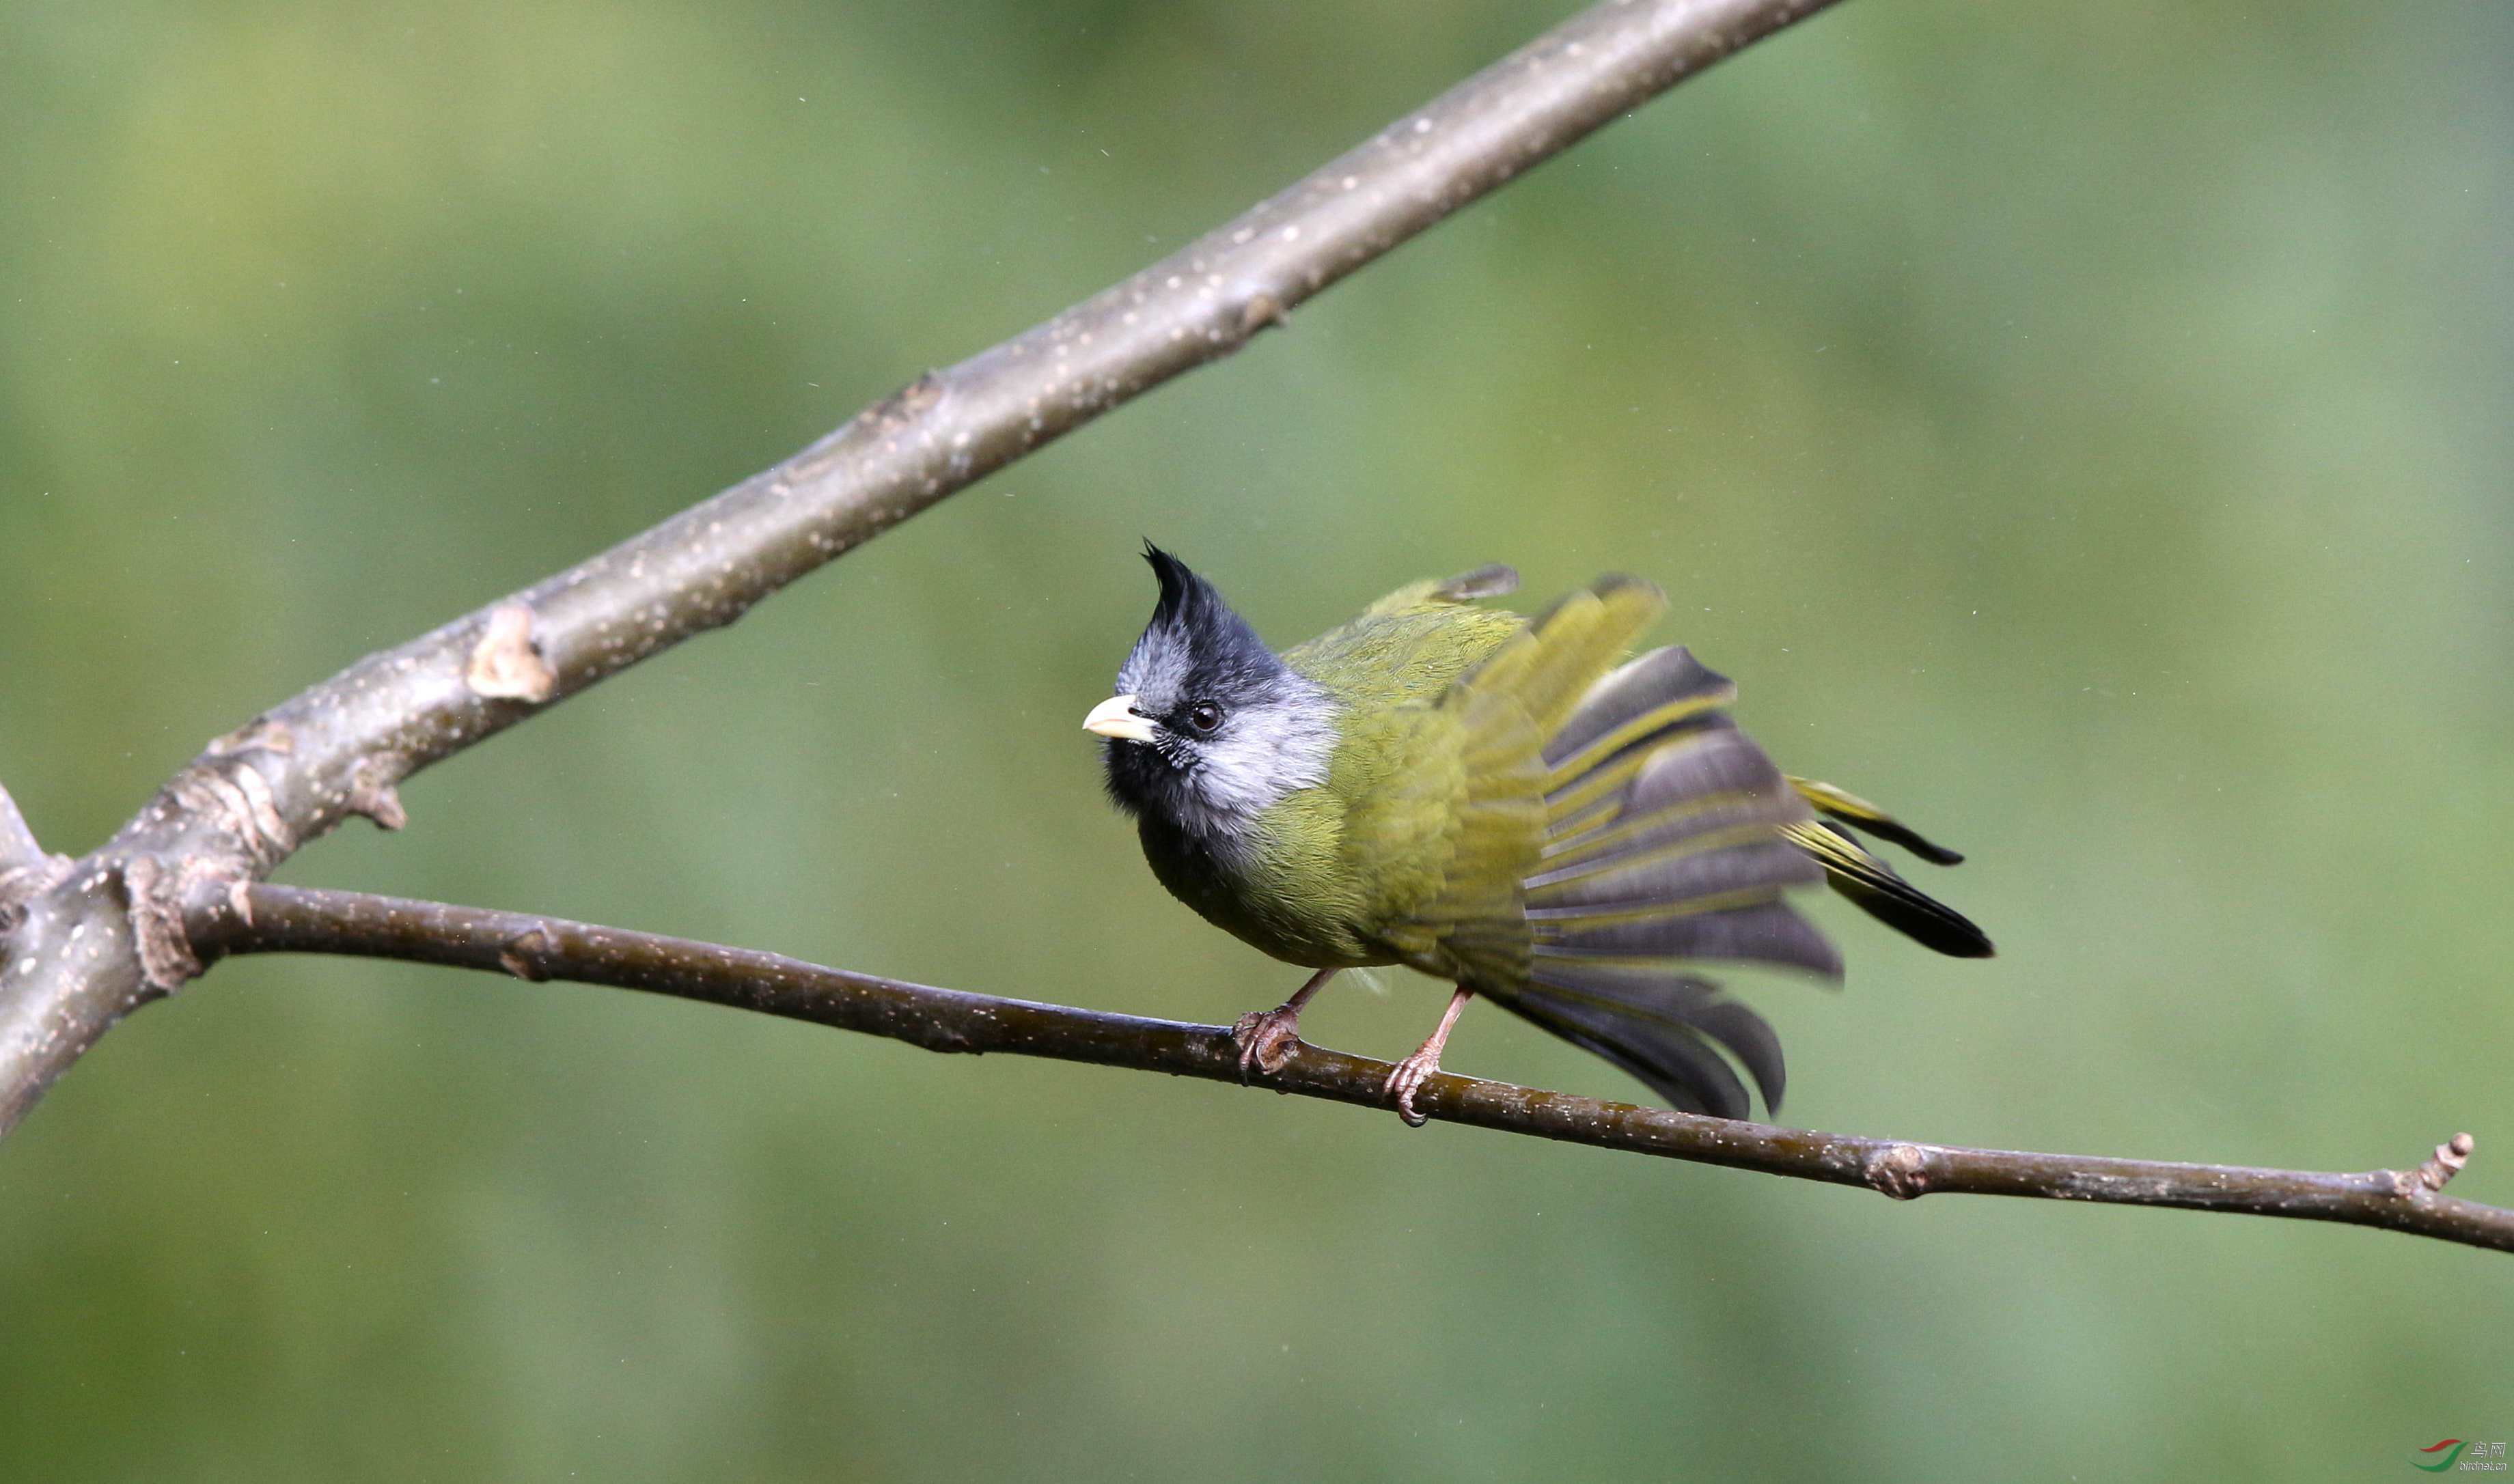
(1124, 543, 1277, 702)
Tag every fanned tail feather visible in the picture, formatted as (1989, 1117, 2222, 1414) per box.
(1487, 624, 1838, 1119)
(1423, 577, 1992, 1121)
(1515, 962, 1783, 1117)
(1786, 776, 1991, 957)
(1789, 777, 1966, 865)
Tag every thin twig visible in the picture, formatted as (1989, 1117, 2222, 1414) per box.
(199, 884, 2514, 1256)
(0, 784, 68, 938)
(0, 783, 41, 878)
(0, 0, 1843, 1133)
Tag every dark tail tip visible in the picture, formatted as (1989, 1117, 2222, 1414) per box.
(1836, 873, 1995, 957)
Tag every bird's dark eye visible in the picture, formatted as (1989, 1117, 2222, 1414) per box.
(1184, 700, 1225, 736)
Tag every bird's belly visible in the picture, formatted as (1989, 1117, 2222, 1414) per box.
(1138, 817, 1390, 970)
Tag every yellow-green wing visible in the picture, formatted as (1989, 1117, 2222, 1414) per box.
(1352, 576, 1674, 987)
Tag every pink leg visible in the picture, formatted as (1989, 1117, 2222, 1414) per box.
(1230, 967, 1339, 1078)
(1385, 985, 1474, 1127)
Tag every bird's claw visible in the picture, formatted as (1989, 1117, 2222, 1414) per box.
(1384, 1048, 1443, 1128)
(1230, 1005, 1304, 1080)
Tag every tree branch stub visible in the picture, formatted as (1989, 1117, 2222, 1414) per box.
(0, 783, 70, 936)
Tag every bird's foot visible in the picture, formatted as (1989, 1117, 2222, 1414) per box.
(1384, 1046, 1444, 1128)
(1384, 985, 1474, 1128)
(1230, 1004, 1306, 1079)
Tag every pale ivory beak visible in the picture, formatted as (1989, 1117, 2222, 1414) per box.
(1083, 693, 1158, 743)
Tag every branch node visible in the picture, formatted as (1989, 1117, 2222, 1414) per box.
(1866, 1142, 1934, 1201)
(465, 603, 558, 703)
(227, 759, 295, 860)
(0, 854, 74, 938)
(346, 760, 409, 832)
(167, 759, 296, 868)
(890, 369, 945, 420)
(1238, 291, 1289, 335)
(2396, 1132, 2476, 1196)
(499, 927, 554, 981)
(864, 370, 947, 434)
(207, 716, 295, 757)
(122, 856, 204, 992)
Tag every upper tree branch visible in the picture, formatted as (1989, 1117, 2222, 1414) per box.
(0, 0, 1842, 1132)
(200, 885, 2514, 1256)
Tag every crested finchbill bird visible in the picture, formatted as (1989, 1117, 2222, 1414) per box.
(1085, 546, 1991, 1126)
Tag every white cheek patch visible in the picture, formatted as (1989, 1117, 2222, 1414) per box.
(1189, 686, 1337, 821)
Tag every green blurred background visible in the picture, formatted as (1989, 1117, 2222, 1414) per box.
(3, 1, 2508, 1479)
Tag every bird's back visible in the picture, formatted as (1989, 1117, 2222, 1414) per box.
(1280, 574, 1526, 708)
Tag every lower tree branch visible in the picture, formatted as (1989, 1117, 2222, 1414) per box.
(202, 884, 2514, 1256)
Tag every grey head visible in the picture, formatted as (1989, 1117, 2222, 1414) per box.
(1085, 544, 1336, 841)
